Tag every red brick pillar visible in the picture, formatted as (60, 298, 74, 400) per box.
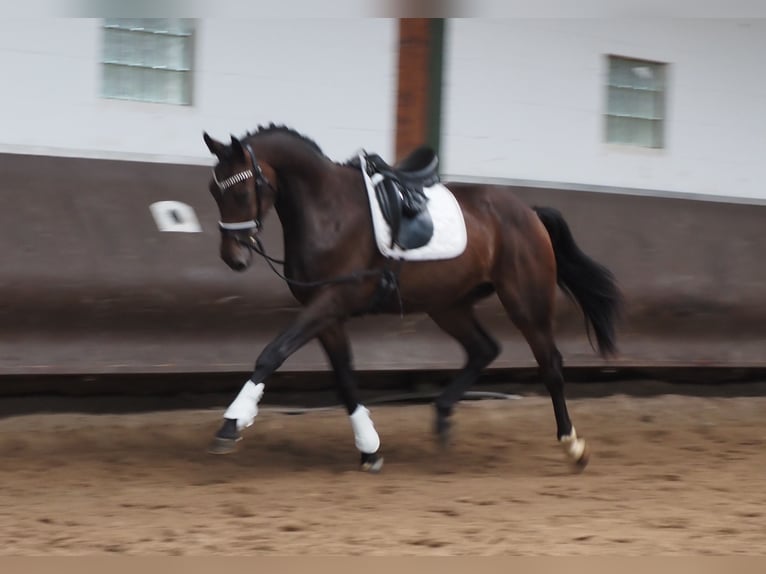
(394, 18, 444, 163)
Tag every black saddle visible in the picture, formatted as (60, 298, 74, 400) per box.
(363, 146, 440, 250)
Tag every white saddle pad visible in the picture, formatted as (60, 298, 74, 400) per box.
(358, 153, 467, 261)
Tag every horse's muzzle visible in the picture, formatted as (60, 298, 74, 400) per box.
(228, 259, 249, 272)
(220, 233, 254, 272)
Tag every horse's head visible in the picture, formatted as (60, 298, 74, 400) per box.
(203, 132, 277, 272)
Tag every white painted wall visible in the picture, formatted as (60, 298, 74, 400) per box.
(4, 18, 764, 201)
(0, 18, 398, 165)
(442, 19, 766, 200)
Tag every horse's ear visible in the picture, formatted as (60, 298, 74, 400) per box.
(203, 131, 227, 157)
(230, 135, 245, 158)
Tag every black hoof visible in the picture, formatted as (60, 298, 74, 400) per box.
(208, 436, 241, 455)
(360, 452, 384, 473)
(207, 418, 241, 455)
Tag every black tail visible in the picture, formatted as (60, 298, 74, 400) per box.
(533, 206, 623, 357)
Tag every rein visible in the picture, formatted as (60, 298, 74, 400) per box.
(237, 235, 404, 316)
(240, 234, 383, 288)
(238, 235, 404, 315)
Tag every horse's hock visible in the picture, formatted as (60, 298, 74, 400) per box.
(1, 151, 765, 379)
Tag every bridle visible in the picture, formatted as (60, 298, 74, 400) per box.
(212, 142, 276, 236)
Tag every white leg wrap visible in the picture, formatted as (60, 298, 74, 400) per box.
(349, 405, 380, 454)
(223, 381, 265, 431)
(560, 426, 586, 461)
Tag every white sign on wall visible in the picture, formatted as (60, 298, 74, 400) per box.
(150, 201, 202, 233)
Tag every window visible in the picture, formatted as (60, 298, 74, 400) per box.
(101, 19, 194, 105)
(605, 55, 666, 148)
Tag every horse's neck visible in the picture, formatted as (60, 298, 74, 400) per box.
(249, 134, 369, 270)
(251, 133, 325, 180)
(258, 143, 329, 218)
(253, 138, 342, 246)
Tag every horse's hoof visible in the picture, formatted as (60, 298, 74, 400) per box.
(360, 452, 384, 473)
(207, 436, 241, 455)
(571, 442, 590, 472)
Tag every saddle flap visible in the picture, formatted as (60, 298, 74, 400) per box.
(358, 150, 438, 251)
(374, 178, 403, 246)
(372, 171, 433, 251)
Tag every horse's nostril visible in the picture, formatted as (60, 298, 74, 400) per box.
(231, 260, 247, 272)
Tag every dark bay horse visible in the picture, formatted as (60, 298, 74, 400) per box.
(203, 125, 622, 472)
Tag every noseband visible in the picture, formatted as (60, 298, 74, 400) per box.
(213, 143, 275, 235)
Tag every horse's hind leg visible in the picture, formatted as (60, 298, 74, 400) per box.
(318, 323, 383, 473)
(496, 284, 590, 469)
(428, 304, 500, 447)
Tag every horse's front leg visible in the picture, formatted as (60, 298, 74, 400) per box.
(208, 289, 343, 455)
(318, 322, 383, 473)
